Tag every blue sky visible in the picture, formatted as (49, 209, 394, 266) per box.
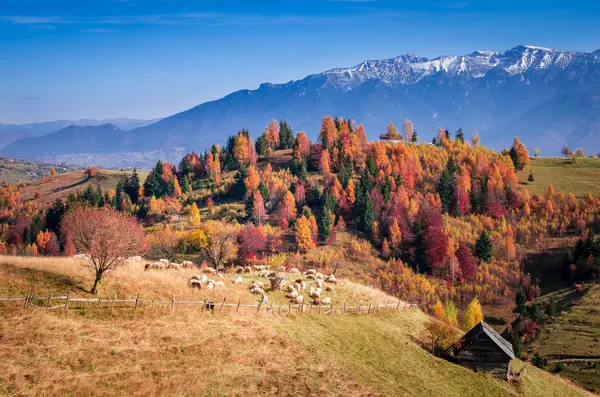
(2, 0, 600, 124)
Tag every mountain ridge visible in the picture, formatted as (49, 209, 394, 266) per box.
(3, 45, 600, 165)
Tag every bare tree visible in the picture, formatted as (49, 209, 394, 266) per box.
(62, 207, 147, 294)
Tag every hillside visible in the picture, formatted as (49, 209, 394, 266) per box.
(518, 157, 600, 199)
(0, 157, 79, 184)
(0, 255, 592, 397)
(528, 286, 600, 392)
(17, 169, 148, 206)
(3, 45, 600, 167)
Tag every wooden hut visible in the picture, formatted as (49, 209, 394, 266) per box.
(448, 321, 515, 379)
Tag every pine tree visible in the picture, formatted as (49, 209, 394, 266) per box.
(181, 175, 191, 193)
(475, 230, 493, 262)
(319, 207, 333, 241)
(411, 129, 419, 143)
(362, 197, 375, 233)
(455, 128, 464, 143)
(528, 173, 534, 183)
(279, 120, 294, 150)
(462, 297, 484, 331)
(338, 155, 353, 188)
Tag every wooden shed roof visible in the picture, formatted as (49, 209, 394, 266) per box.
(453, 321, 515, 360)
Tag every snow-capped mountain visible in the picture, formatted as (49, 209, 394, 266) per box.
(3, 45, 600, 165)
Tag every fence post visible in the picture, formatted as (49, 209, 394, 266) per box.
(221, 298, 226, 312)
(237, 300, 241, 312)
(396, 300, 401, 311)
(151, 298, 155, 310)
(46, 295, 51, 310)
(256, 303, 261, 314)
(201, 300, 206, 313)
(65, 290, 71, 313)
(23, 290, 30, 308)
(357, 302, 360, 314)
(318, 304, 321, 315)
(111, 298, 115, 314)
(288, 302, 291, 314)
(97, 297, 101, 308)
(135, 293, 140, 310)
(343, 302, 346, 314)
(278, 303, 282, 314)
(368, 303, 372, 314)
(171, 295, 175, 311)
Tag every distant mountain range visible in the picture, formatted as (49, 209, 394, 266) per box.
(3, 45, 600, 166)
(0, 118, 159, 149)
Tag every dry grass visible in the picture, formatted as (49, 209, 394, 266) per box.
(0, 309, 372, 397)
(0, 255, 594, 397)
(0, 255, 402, 309)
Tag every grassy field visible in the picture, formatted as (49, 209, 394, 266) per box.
(18, 169, 149, 205)
(0, 157, 79, 184)
(529, 285, 600, 393)
(0, 256, 594, 397)
(518, 157, 600, 199)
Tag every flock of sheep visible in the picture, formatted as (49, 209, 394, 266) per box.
(144, 259, 338, 307)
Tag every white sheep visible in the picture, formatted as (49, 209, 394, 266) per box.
(258, 269, 270, 278)
(294, 295, 304, 304)
(315, 279, 324, 288)
(206, 281, 215, 290)
(217, 272, 225, 278)
(233, 276, 243, 285)
(254, 281, 265, 288)
(325, 274, 338, 284)
(286, 285, 296, 293)
(277, 265, 286, 272)
(315, 272, 324, 280)
(159, 258, 169, 265)
(204, 267, 217, 274)
(200, 274, 209, 284)
(253, 265, 266, 271)
(215, 281, 225, 288)
(309, 290, 321, 299)
(250, 287, 265, 295)
(294, 280, 307, 291)
(289, 268, 301, 274)
(288, 290, 299, 299)
(168, 263, 181, 270)
(322, 297, 331, 305)
(306, 274, 316, 281)
(325, 285, 334, 292)
(189, 279, 202, 289)
(190, 274, 202, 281)
(181, 260, 194, 268)
(304, 269, 316, 275)
(243, 267, 252, 273)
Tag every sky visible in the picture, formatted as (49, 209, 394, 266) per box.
(1, 0, 600, 124)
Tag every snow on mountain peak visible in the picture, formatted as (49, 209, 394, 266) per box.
(320, 45, 586, 89)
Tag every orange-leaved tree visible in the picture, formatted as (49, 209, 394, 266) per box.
(62, 206, 147, 294)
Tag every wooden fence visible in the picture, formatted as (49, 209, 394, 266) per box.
(0, 290, 419, 316)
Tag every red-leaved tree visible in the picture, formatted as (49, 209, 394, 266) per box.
(62, 207, 147, 294)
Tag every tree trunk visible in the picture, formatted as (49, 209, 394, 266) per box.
(91, 275, 102, 294)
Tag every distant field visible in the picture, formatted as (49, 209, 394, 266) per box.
(530, 285, 600, 392)
(19, 169, 149, 205)
(518, 157, 600, 199)
(0, 160, 78, 184)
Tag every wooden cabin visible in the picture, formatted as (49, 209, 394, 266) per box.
(448, 321, 515, 379)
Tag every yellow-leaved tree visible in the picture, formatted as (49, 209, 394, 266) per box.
(462, 297, 484, 331)
(189, 202, 200, 227)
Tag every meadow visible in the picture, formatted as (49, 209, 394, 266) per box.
(0, 255, 593, 397)
(518, 157, 600, 199)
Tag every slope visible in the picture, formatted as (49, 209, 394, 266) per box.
(0, 256, 593, 397)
